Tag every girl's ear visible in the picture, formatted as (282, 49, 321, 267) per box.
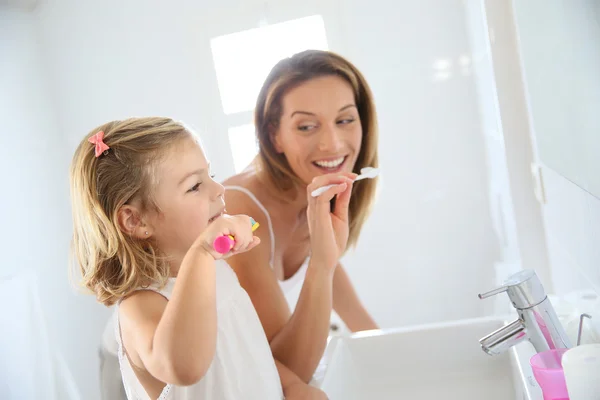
(117, 205, 152, 239)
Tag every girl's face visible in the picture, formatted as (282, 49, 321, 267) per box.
(145, 136, 225, 263)
(273, 75, 363, 185)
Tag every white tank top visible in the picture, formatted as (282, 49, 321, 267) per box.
(115, 260, 283, 400)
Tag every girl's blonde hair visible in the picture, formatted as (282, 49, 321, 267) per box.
(69, 117, 191, 306)
(254, 50, 379, 250)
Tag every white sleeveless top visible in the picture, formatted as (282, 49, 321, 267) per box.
(115, 260, 284, 400)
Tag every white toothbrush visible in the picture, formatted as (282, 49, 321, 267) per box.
(310, 167, 380, 197)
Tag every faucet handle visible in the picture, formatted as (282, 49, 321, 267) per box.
(478, 286, 508, 299)
(478, 270, 546, 308)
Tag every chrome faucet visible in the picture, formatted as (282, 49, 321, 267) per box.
(477, 269, 572, 355)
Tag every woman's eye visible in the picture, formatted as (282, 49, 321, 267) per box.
(338, 118, 355, 125)
(298, 124, 317, 132)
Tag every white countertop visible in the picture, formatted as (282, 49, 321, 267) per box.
(510, 341, 543, 400)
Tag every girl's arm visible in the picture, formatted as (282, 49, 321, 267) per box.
(119, 247, 217, 386)
(119, 214, 259, 386)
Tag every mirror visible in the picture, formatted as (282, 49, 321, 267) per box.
(513, 1, 600, 199)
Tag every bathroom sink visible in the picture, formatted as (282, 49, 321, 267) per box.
(318, 316, 538, 400)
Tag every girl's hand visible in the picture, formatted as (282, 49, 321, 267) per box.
(306, 172, 356, 271)
(194, 214, 260, 260)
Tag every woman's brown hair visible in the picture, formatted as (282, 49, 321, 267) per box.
(255, 49, 379, 250)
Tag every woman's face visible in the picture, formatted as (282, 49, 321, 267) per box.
(273, 75, 363, 185)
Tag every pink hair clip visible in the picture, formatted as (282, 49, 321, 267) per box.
(88, 131, 110, 157)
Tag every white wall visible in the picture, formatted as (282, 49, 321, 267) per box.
(35, 0, 239, 172)
(512, 0, 600, 326)
(0, 8, 110, 399)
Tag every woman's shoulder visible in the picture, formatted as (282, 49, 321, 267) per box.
(222, 167, 297, 244)
(223, 173, 274, 239)
(223, 169, 277, 214)
(223, 168, 256, 192)
(222, 163, 255, 187)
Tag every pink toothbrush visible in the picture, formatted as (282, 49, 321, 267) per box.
(212, 218, 260, 254)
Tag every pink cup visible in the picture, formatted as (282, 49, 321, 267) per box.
(530, 348, 570, 400)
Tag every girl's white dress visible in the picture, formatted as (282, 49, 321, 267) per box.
(115, 260, 284, 400)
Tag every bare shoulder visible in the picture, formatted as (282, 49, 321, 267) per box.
(224, 187, 273, 273)
(118, 290, 168, 354)
(222, 174, 278, 278)
(119, 290, 168, 321)
(223, 171, 274, 233)
(223, 166, 288, 209)
(221, 165, 258, 189)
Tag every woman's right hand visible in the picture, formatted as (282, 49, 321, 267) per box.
(306, 173, 356, 271)
(193, 214, 261, 260)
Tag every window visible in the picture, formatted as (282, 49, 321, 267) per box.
(227, 124, 258, 174)
(210, 15, 329, 173)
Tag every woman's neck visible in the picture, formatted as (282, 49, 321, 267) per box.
(290, 184, 309, 211)
(255, 172, 305, 209)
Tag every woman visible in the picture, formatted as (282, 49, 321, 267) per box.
(223, 49, 379, 383)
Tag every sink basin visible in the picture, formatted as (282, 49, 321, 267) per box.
(318, 316, 537, 399)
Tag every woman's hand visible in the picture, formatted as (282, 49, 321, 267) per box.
(306, 172, 356, 271)
(193, 214, 260, 260)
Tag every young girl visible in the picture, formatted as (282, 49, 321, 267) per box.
(70, 117, 343, 399)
